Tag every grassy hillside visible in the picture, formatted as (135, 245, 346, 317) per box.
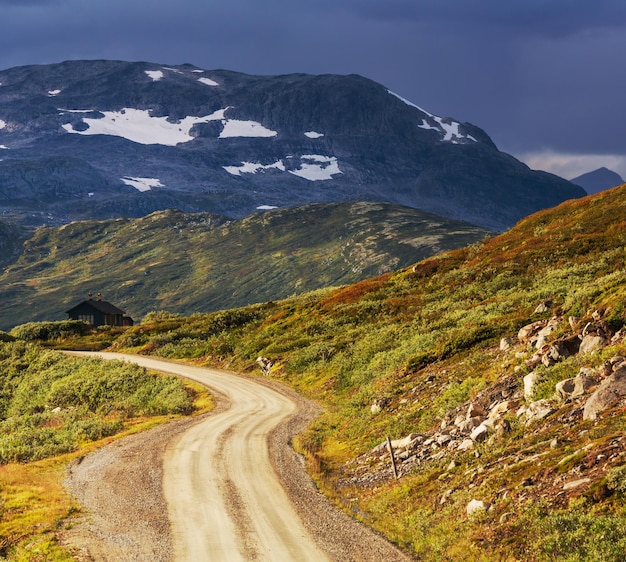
(99, 184, 626, 560)
(0, 340, 210, 559)
(0, 202, 490, 331)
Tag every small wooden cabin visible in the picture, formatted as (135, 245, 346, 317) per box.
(66, 294, 133, 327)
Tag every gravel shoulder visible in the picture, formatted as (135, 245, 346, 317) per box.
(62, 357, 414, 561)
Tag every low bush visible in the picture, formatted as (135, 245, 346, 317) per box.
(0, 342, 193, 462)
(10, 320, 91, 342)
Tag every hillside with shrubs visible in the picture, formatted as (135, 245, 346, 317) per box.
(100, 183, 626, 560)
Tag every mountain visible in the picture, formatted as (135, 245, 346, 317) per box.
(92, 183, 626, 560)
(0, 202, 491, 330)
(0, 60, 585, 231)
(570, 166, 624, 194)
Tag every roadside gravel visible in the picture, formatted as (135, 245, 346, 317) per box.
(63, 372, 414, 561)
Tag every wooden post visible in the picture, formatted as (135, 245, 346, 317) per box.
(386, 436, 399, 479)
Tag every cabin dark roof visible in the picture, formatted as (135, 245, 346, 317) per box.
(66, 300, 126, 315)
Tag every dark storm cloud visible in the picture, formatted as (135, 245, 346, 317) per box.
(0, 0, 625, 177)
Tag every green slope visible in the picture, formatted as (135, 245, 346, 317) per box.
(101, 184, 626, 560)
(0, 202, 490, 330)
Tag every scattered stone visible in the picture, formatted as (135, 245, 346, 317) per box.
(569, 316, 580, 330)
(523, 372, 539, 400)
(466, 499, 490, 516)
(524, 399, 555, 424)
(256, 356, 275, 376)
(500, 337, 515, 351)
(563, 478, 591, 490)
(534, 300, 552, 314)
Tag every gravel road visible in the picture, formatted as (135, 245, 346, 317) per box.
(63, 353, 414, 561)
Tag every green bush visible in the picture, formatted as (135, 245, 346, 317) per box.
(606, 464, 626, 495)
(10, 320, 91, 342)
(0, 342, 193, 462)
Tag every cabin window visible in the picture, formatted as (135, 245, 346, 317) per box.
(78, 314, 94, 325)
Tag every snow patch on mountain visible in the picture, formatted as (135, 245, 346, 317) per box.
(219, 119, 277, 138)
(223, 160, 286, 176)
(224, 154, 341, 181)
(0, 119, 5, 129)
(305, 131, 324, 138)
(48, 89, 62, 96)
(61, 106, 278, 144)
(145, 70, 164, 81)
(121, 176, 165, 192)
(388, 90, 477, 144)
(288, 155, 342, 181)
(0, 145, 9, 150)
(257, 205, 278, 210)
(388, 90, 433, 117)
(198, 77, 219, 87)
(62, 108, 224, 145)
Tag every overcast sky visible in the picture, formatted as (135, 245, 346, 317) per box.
(1, 0, 625, 179)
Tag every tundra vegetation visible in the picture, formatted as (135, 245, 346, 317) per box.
(0, 341, 209, 560)
(6, 184, 626, 560)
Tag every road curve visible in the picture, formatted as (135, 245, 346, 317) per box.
(68, 352, 415, 562)
(87, 352, 329, 561)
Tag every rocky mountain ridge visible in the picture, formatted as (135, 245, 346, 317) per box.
(0, 59, 585, 231)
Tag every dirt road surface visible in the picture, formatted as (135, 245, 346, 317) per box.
(64, 353, 413, 562)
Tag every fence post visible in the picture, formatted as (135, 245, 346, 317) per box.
(386, 436, 399, 479)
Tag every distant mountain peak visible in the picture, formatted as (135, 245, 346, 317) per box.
(570, 167, 624, 194)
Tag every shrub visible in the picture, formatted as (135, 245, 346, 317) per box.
(10, 320, 91, 342)
(606, 464, 626, 495)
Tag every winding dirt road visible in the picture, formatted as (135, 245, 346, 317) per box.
(66, 353, 413, 562)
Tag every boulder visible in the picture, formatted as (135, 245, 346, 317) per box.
(466, 402, 487, 419)
(470, 423, 489, 442)
(457, 438, 475, 451)
(583, 367, 626, 420)
(524, 399, 555, 424)
(579, 334, 607, 355)
(518, 320, 548, 345)
(488, 400, 516, 422)
(523, 372, 539, 400)
(534, 316, 563, 349)
(555, 370, 598, 401)
(466, 499, 490, 516)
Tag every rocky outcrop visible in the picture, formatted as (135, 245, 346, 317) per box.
(583, 363, 626, 420)
(344, 306, 625, 489)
